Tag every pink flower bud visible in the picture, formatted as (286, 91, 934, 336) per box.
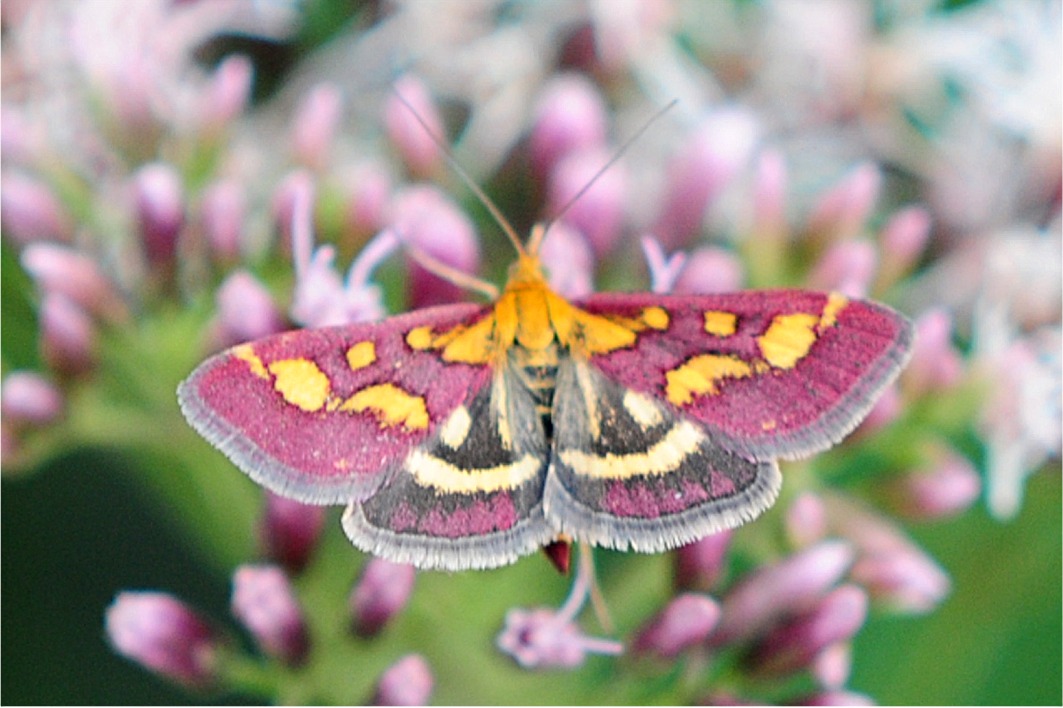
(200, 179, 247, 263)
(21, 243, 125, 321)
(674, 530, 732, 591)
(231, 565, 308, 666)
(652, 108, 759, 249)
(372, 654, 434, 706)
(883, 446, 981, 520)
(133, 163, 185, 267)
(752, 150, 788, 242)
(385, 75, 444, 178)
(547, 147, 627, 258)
(811, 641, 852, 689)
(539, 222, 595, 298)
(805, 163, 881, 244)
(40, 293, 95, 374)
(213, 271, 285, 349)
(747, 584, 868, 676)
(496, 607, 623, 669)
(903, 308, 963, 395)
(1, 371, 63, 426)
(634, 593, 720, 659)
(350, 558, 416, 637)
(200, 54, 253, 132)
(341, 162, 392, 240)
(875, 206, 931, 291)
(389, 185, 479, 308)
(260, 492, 326, 574)
(641, 237, 687, 293)
(0, 172, 73, 245)
(807, 240, 878, 298)
(674, 247, 745, 295)
(291, 83, 343, 171)
(530, 73, 608, 177)
(714, 540, 855, 645)
(785, 492, 828, 550)
(105, 592, 219, 689)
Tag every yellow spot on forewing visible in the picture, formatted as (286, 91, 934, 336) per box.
(758, 313, 819, 369)
(232, 344, 269, 379)
(704, 311, 738, 337)
(819, 292, 848, 329)
(441, 315, 496, 364)
(407, 450, 541, 494)
(572, 310, 637, 355)
(641, 306, 670, 330)
(665, 354, 754, 406)
(438, 405, 472, 449)
(341, 383, 429, 430)
(406, 326, 435, 350)
(268, 359, 332, 412)
(346, 341, 376, 371)
(560, 421, 704, 479)
(623, 390, 664, 428)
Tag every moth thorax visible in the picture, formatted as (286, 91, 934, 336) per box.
(508, 342, 560, 441)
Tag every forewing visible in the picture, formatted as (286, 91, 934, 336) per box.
(544, 358, 781, 552)
(343, 366, 554, 570)
(178, 303, 489, 505)
(574, 290, 912, 461)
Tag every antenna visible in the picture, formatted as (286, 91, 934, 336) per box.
(528, 99, 679, 256)
(391, 88, 526, 256)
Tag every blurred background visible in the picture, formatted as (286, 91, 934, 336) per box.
(2, 0, 1059, 704)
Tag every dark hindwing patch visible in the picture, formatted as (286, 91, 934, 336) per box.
(343, 367, 553, 570)
(543, 358, 781, 552)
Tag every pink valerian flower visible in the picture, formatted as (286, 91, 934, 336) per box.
(197, 54, 254, 136)
(529, 73, 608, 178)
(497, 557, 622, 669)
(881, 444, 981, 521)
(39, 292, 96, 375)
(673, 247, 745, 296)
(903, 308, 964, 396)
(806, 240, 878, 298)
(199, 178, 248, 264)
(641, 237, 687, 294)
(372, 654, 434, 706)
(547, 146, 628, 258)
(1, 371, 64, 427)
(259, 492, 326, 574)
(339, 160, 392, 241)
(230, 565, 309, 666)
(105, 592, 220, 690)
(385, 74, 445, 179)
(290, 83, 344, 171)
(874, 206, 932, 293)
(633, 593, 720, 659)
(674, 530, 733, 592)
(287, 176, 397, 327)
(804, 162, 882, 246)
(211, 271, 285, 350)
(784, 492, 829, 550)
(0, 171, 74, 245)
(539, 221, 595, 299)
(349, 558, 417, 637)
(133, 162, 185, 268)
(20, 243, 127, 322)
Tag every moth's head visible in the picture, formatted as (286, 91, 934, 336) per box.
(504, 224, 549, 289)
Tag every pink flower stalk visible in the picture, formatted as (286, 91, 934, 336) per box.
(805, 162, 882, 245)
(21, 243, 126, 321)
(0, 172, 73, 245)
(105, 592, 219, 690)
(260, 492, 326, 574)
(497, 560, 623, 669)
(652, 107, 759, 249)
(349, 558, 417, 637)
(212, 271, 285, 349)
(133, 162, 185, 267)
(903, 309, 964, 395)
(385, 75, 445, 178)
(231, 565, 309, 666)
(547, 146, 627, 258)
(289, 177, 396, 326)
(673, 247, 745, 295)
(784, 492, 829, 550)
(529, 73, 608, 178)
(874, 206, 932, 292)
(341, 161, 392, 240)
(641, 237, 687, 293)
(806, 240, 878, 298)
(39, 293, 95, 375)
(714, 540, 855, 645)
(633, 593, 720, 659)
(200, 179, 247, 263)
(674, 530, 733, 591)
(1, 371, 64, 426)
(883, 446, 981, 520)
(388, 185, 479, 308)
(199, 54, 253, 134)
(539, 221, 595, 298)
(746, 584, 868, 677)
(372, 654, 434, 706)
(291, 83, 344, 171)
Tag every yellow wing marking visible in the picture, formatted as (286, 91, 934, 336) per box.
(438, 405, 472, 449)
(559, 421, 704, 479)
(665, 354, 758, 406)
(818, 292, 849, 330)
(232, 344, 269, 380)
(703, 310, 738, 337)
(345, 341, 377, 371)
(407, 449, 541, 494)
(622, 389, 664, 428)
(340, 383, 429, 430)
(268, 358, 332, 412)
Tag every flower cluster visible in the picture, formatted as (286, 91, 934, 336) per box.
(2, 0, 1058, 705)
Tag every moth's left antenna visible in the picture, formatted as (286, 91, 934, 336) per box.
(392, 88, 526, 257)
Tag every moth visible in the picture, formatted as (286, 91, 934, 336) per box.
(179, 206, 912, 571)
